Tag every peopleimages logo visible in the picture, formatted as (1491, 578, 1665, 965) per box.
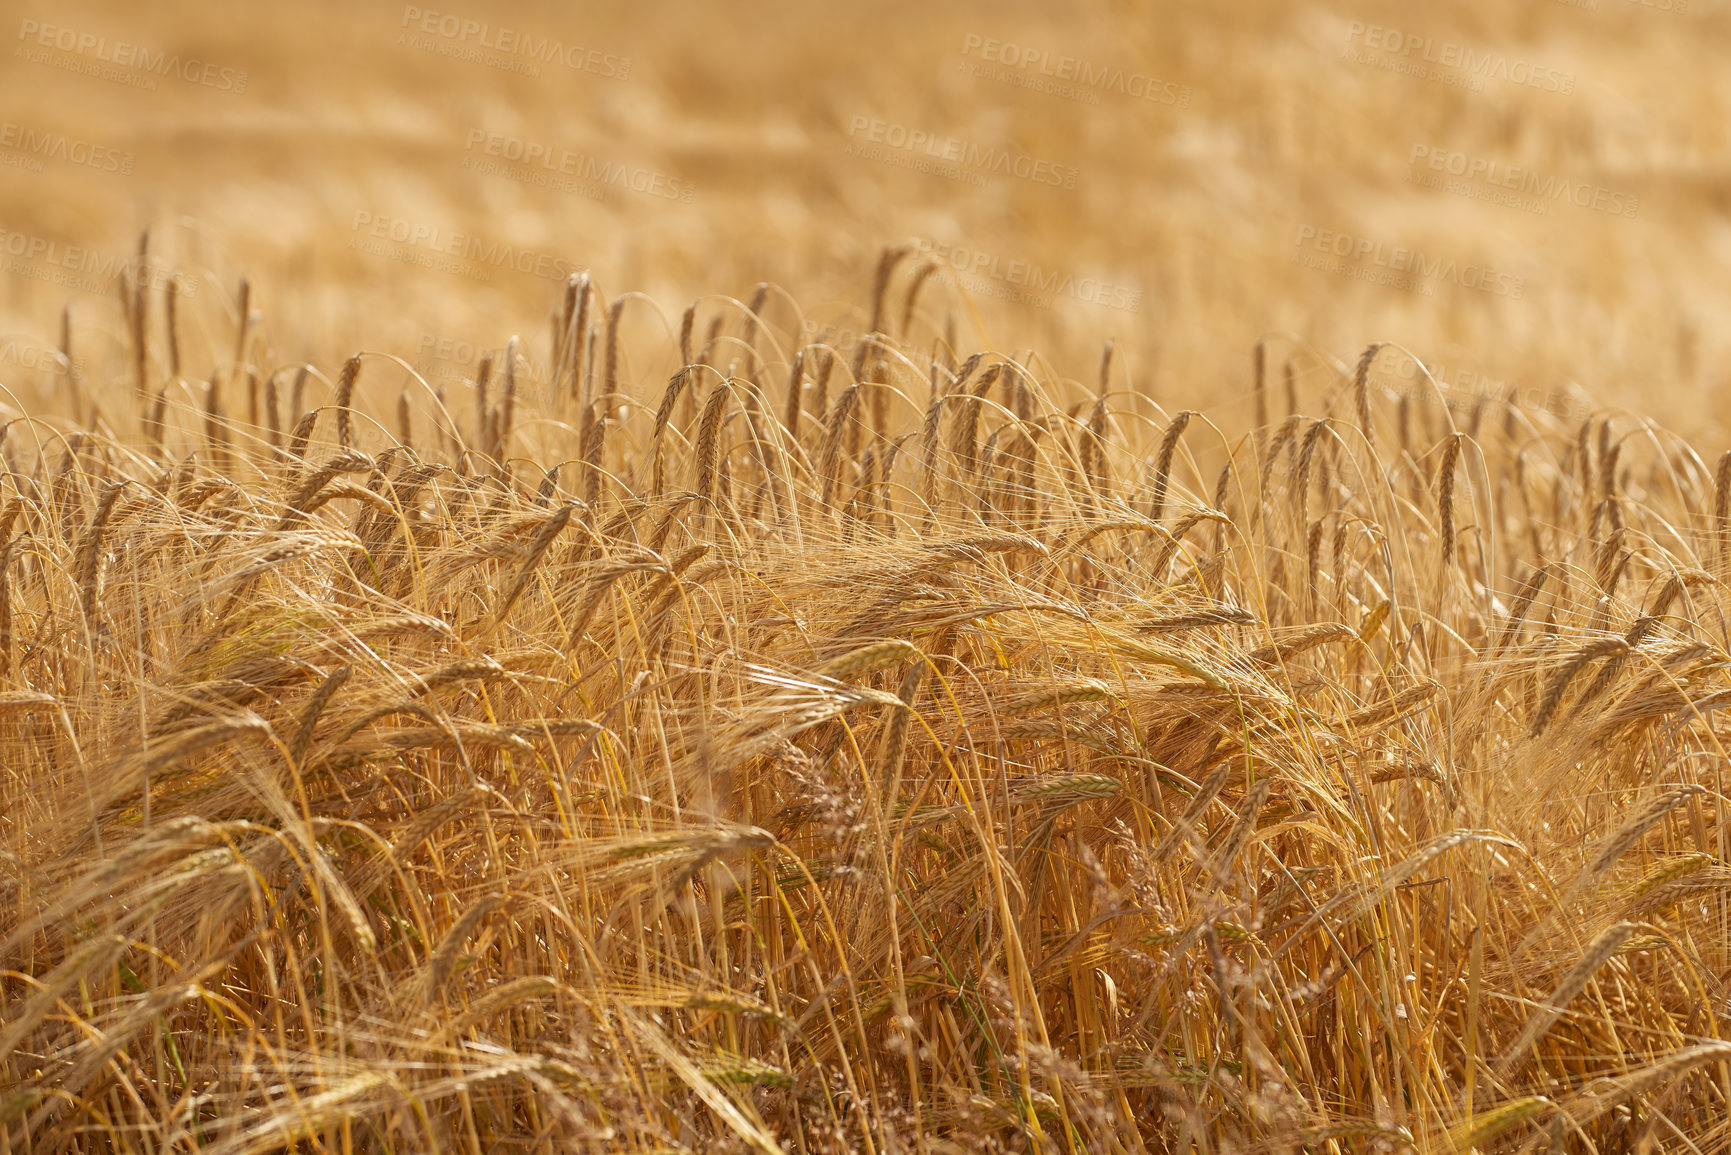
(845, 116, 1078, 189)
(0, 335, 82, 378)
(15, 19, 249, 93)
(1343, 21, 1575, 94)
(0, 225, 193, 297)
(909, 237, 1141, 314)
(1408, 145, 1637, 219)
(0, 121, 133, 175)
(1371, 353, 1588, 422)
(959, 34, 1190, 107)
(349, 211, 578, 284)
(416, 332, 557, 405)
(1292, 225, 1525, 299)
(399, 7, 630, 79)
(462, 129, 695, 203)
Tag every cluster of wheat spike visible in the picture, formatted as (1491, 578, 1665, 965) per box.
(2, 240, 1729, 1153)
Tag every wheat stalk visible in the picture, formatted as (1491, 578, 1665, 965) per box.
(1496, 921, 1638, 1078)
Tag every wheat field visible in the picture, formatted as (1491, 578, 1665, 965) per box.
(0, 242, 1727, 1152)
(4, 1, 1731, 1152)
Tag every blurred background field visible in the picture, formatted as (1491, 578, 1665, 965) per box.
(1, 0, 1727, 436)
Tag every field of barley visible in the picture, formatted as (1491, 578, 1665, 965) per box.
(4, 1, 1731, 1152)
